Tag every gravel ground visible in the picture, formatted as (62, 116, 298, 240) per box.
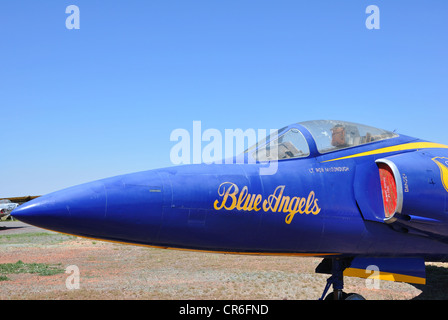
(1, 221, 447, 300)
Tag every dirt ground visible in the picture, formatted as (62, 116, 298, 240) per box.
(1, 221, 447, 300)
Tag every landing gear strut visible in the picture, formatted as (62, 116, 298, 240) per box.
(316, 257, 365, 300)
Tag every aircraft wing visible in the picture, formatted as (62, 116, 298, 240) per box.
(5, 196, 40, 204)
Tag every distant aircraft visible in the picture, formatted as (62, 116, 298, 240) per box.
(11, 120, 448, 300)
(0, 199, 19, 219)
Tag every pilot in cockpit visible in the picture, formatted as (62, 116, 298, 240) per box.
(331, 124, 348, 148)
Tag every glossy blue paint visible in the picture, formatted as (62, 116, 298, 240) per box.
(11, 120, 448, 285)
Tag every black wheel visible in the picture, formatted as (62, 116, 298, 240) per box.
(344, 293, 366, 300)
(324, 291, 348, 300)
(324, 292, 365, 300)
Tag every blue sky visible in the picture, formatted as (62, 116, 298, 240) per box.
(1, 1, 447, 197)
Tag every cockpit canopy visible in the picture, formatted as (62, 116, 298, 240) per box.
(301, 120, 399, 153)
(248, 120, 399, 161)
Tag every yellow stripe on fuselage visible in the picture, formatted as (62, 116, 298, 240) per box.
(344, 267, 426, 285)
(323, 142, 448, 163)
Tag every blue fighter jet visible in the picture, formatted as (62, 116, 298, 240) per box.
(11, 120, 448, 300)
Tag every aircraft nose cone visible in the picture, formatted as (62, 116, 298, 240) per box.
(11, 171, 165, 244)
(12, 180, 106, 234)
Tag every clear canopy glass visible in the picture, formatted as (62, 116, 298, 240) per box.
(250, 128, 310, 161)
(299, 120, 398, 154)
(245, 120, 398, 161)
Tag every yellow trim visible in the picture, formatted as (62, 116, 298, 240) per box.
(40, 226, 338, 257)
(432, 157, 448, 192)
(344, 267, 426, 285)
(323, 142, 448, 163)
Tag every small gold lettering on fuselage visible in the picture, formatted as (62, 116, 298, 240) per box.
(213, 182, 321, 224)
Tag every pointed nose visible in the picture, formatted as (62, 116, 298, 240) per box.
(12, 180, 106, 234)
(12, 171, 165, 244)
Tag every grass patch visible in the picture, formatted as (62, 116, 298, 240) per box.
(0, 232, 75, 245)
(0, 260, 65, 280)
